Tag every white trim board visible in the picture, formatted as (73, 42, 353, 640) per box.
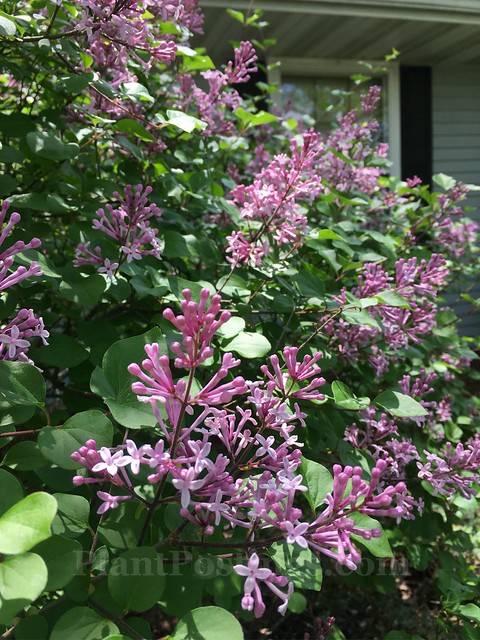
(201, 1, 480, 25)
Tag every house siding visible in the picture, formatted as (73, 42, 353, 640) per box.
(432, 67, 480, 335)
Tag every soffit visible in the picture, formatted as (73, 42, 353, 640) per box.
(196, 6, 480, 66)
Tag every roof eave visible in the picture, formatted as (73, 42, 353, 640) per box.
(200, 0, 480, 25)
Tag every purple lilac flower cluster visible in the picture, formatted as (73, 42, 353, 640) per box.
(346, 366, 480, 502)
(320, 85, 388, 195)
(226, 130, 324, 266)
(75, 184, 162, 278)
(417, 435, 480, 500)
(73, 0, 202, 76)
(325, 254, 449, 376)
(224, 87, 393, 269)
(72, 288, 415, 617)
(67, 1, 202, 120)
(0, 201, 49, 362)
(174, 41, 258, 135)
(432, 180, 478, 258)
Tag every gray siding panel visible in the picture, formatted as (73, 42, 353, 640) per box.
(432, 67, 480, 336)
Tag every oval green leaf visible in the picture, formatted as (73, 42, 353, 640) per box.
(38, 410, 113, 470)
(171, 606, 244, 640)
(0, 492, 57, 555)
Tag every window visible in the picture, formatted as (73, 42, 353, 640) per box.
(268, 58, 401, 176)
(280, 75, 384, 135)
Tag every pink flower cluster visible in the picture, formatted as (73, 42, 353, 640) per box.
(325, 254, 449, 375)
(417, 434, 480, 500)
(73, 0, 202, 76)
(345, 366, 480, 503)
(68, 1, 202, 119)
(226, 130, 324, 266)
(75, 184, 162, 277)
(0, 201, 48, 362)
(174, 41, 258, 135)
(73, 288, 417, 617)
(317, 87, 388, 195)
(224, 87, 393, 268)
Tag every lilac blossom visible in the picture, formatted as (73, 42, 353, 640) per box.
(234, 553, 293, 618)
(96, 491, 131, 514)
(75, 184, 162, 277)
(226, 130, 324, 267)
(417, 434, 480, 500)
(0, 201, 48, 362)
(173, 41, 258, 136)
(72, 290, 425, 617)
(0, 201, 42, 291)
(325, 255, 449, 374)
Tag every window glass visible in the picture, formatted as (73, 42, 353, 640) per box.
(279, 76, 385, 138)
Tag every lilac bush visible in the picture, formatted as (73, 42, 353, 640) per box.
(0, 1, 479, 639)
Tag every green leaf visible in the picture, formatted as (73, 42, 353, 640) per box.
(300, 457, 333, 511)
(97, 502, 147, 551)
(0, 15, 17, 37)
(270, 542, 323, 591)
(0, 492, 57, 554)
(433, 173, 456, 191)
(350, 513, 393, 558)
(50, 607, 119, 640)
(30, 333, 89, 368)
(374, 391, 428, 418)
(171, 606, 244, 640)
(0, 360, 45, 423)
(316, 229, 343, 241)
(307, 243, 341, 272)
(341, 308, 380, 327)
(3, 441, 47, 471)
(406, 543, 432, 571)
(292, 271, 325, 298)
(0, 174, 17, 196)
(331, 381, 370, 410)
(459, 604, 480, 622)
(216, 316, 245, 340)
(15, 249, 61, 279)
(7, 192, 72, 214)
(161, 231, 196, 259)
(113, 118, 155, 142)
(11, 614, 49, 640)
(226, 9, 244, 23)
(223, 331, 271, 358)
(38, 410, 113, 470)
(60, 73, 94, 93)
(121, 82, 154, 102)
(0, 553, 48, 625)
(33, 535, 83, 590)
(26, 132, 79, 161)
(52, 493, 90, 539)
(0, 469, 23, 516)
(235, 107, 278, 127)
(287, 591, 307, 614)
(180, 54, 215, 72)
(374, 290, 411, 309)
(59, 274, 106, 306)
(165, 109, 207, 132)
(168, 277, 208, 302)
(101, 328, 166, 429)
(108, 547, 165, 612)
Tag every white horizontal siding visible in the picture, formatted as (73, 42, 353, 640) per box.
(432, 67, 480, 335)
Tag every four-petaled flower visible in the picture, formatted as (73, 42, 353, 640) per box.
(92, 447, 130, 476)
(171, 467, 205, 508)
(284, 521, 309, 549)
(96, 491, 131, 514)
